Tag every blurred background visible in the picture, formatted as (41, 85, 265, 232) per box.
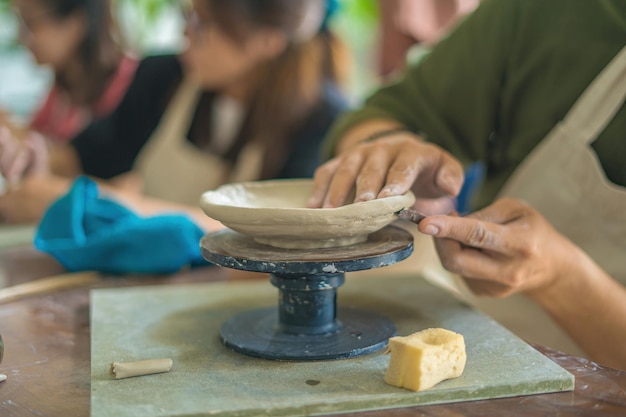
(0, 0, 381, 120)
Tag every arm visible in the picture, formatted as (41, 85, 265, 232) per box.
(0, 172, 223, 232)
(105, 188, 224, 232)
(0, 56, 181, 182)
(309, 126, 465, 208)
(419, 198, 626, 370)
(531, 249, 626, 370)
(0, 56, 219, 229)
(311, 0, 519, 207)
(324, 0, 516, 161)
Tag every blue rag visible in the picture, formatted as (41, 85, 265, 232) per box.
(34, 176, 209, 274)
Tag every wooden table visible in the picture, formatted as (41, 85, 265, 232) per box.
(0, 246, 624, 417)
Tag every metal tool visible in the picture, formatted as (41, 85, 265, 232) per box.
(201, 225, 414, 361)
(0, 333, 3, 366)
(396, 207, 427, 224)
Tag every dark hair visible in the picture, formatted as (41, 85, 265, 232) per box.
(204, 0, 350, 178)
(46, 0, 124, 105)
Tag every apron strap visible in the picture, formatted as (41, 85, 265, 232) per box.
(562, 45, 626, 144)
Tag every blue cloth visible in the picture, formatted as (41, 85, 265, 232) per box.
(34, 177, 208, 274)
(456, 162, 485, 214)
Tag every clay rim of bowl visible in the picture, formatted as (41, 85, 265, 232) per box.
(199, 179, 416, 224)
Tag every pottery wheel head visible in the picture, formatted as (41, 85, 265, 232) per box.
(200, 179, 415, 249)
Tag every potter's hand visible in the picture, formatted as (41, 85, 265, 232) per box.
(0, 174, 69, 224)
(418, 198, 577, 298)
(0, 127, 48, 186)
(308, 130, 464, 208)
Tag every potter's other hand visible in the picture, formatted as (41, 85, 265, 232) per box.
(308, 128, 464, 208)
(0, 127, 48, 185)
(418, 198, 578, 298)
(0, 174, 68, 224)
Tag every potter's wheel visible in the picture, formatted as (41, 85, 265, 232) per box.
(201, 225, 414, 360)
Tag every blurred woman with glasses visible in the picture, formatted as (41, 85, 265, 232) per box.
(6, 0, 138, 143)
(0, 0, 349, 230)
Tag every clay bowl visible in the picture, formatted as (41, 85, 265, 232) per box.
(200, 179, 415, 249)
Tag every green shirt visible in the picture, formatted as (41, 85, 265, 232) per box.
(324, 0, 626, 209)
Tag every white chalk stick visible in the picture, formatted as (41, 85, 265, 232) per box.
(110, 358, 173, 380)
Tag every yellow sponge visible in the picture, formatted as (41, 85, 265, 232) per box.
(384, 328, 466, 391)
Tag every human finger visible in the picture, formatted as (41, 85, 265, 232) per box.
(419, 214, 515, 255)
(354, 147, 395, 202)
(322, 152, 364, 207)
(310, 152, 369, 208)
(377, 148, 421, 198)
(466, 198, 530, 225)
(433, 236, 505, 283)
(433, 151, 465, 197)
(308, 158, 341, 208)
(5, 147, 30, 185)
(25, 132, 49, 175)
(381, 144, 464, 199)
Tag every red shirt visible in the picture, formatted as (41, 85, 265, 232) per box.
(30, 55, 139, 143)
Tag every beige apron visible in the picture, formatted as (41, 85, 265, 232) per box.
(133, 80, 263, 206)
(443, 46, 626, 356)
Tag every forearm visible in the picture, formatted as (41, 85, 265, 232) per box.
(529, 248, 626, 370)
(101, 186, 224, 233)
(48, 145, 83, 178)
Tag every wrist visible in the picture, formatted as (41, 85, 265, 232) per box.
(336, 120, 408, 154)
(527, 242, 595, 308)
(358, 127, 413, 144)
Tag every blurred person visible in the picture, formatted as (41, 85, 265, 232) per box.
(0, 0, 349, 231)
(309, 0, 626, 369)
(7, 0, 138, 143)
(379, 0, 478, 78)
(379, 0, 481, 214)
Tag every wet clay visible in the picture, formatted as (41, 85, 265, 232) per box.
(200, 179, 415, 249)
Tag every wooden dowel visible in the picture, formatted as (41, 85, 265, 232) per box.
(0, 271, 101, 305)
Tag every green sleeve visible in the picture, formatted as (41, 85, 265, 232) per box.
(322, 0, 519, 165)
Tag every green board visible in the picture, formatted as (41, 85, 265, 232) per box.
(91, 274, 574, 417)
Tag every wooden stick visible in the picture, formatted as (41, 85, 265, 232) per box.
(0, 271, 101, 305)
